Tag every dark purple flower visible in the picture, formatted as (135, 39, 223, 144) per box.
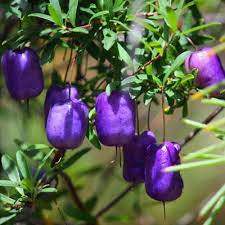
(1, 47, 44, 100)
(145, 142, 183, 202)
(185, 47, 225, 97)
(46, 99, 88, 150)
(95, 91, 136, 146)
(123, 130, 156, 183)
(44, 84, 79, 122)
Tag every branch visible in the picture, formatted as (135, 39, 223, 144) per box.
(58, 170, 86, 211)
(180, 107, 224, 147)
(95, 184, 135, 218)
(134, 54, 161, 75)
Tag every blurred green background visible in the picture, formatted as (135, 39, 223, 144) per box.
(1, 0, 225, 225)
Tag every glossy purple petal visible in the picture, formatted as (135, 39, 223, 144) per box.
(1, 47, 44, 100)
(44, 84, 79, 122)
(46, 99, 88, 150)
(145, 142, 183, 202)
(123, 130, 156, 183)
(95, 91, 136, 146)
(185, 47, 225, 97)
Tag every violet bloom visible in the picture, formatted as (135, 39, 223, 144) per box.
(44, 84, 79, 122)
(145, 142, 183, 202)
(95, 91, 136, 146)
(123, 130, 156, 183)
(185, 47, 225, 97)
(1, 47, 44, 100)
(46, 99, 88, 150)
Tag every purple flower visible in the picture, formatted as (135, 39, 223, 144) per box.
(123, 130, 156, 183)
(145, 142, 183, 202)
(185, 47, 225, 97)
(46, 99, 88, 150)
(44, 84, 79, 122)
(1, 47, 44, 100)
(95, 91, 136, 146)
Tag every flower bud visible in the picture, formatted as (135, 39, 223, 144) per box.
(123, 130, 156, 183)
(95, 91, 136, 146)
(46, 99, 88, 150)
(1, 47, 44, 100)
(145, 142, 183, 202)
(185, 47, 225, 97)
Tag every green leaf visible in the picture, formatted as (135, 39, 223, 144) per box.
(89, 11, 109, 23)
(143, 90, 155, 105)
(117, 43, 132, 66)
(14, 139, 50, 152)
(87, 125, 101, 150)
(40, 42, 56, 65)
(21, 178, 34, 192)
(68, 0, 78, 26)
(34, 148, 55, 181)
(48, 4, 63, 26)
(62, 148, 91, 170)
(71, 27, 89, 34)
(203, 195, 225, 225)
(202, 98, 225, 107)
(102, 28, 117, 50)
(1, 155, 24, 195)
(49, 0, 62, 17)
(199, 183, 225, 218)
(165, 157, 225, 172)
(39, 187, 57, 193)
(183, 142, 225, 161)
(121, 76, 137, 87)
(106, 81, 120, 96)
(164, 6, 178, 32)
(182, 22, 221, 35)
(28, 13, 55, 23)
(0, 180, 18, 187)
(0, 214, 16, 225)
(16, 151, 31, 180)
(104, 0, 113, 18)
(0, 193, 15, 204)
(163, 51, 191, 85)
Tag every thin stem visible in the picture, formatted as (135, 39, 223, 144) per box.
(180, 107, 224, 147)
(115, 146, 118, 161)
(147, 101, 152, 130)
(119, 146, 122, 168)
(84, 52, 89, 78)
(64, 48, 73, 83)
(136, 101, 140, 135)
(63, 48, 68, 61)
(95, 184, 135, 218)
(58, 170, 86, 211)
(134, 54, 161, 75)
(161, 89, 166, 142)
(163, 202, 166, 221)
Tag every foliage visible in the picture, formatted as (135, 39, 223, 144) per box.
(0, 0, 225, 224)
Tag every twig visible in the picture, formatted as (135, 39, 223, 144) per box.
(147, 101, 152, 130)
(134, 54, 161, 75)
(64, 48, 73, 83)
(161, 88, 166, 142)
(180, 107, 224, 147)
(58, 170, 86, 211)
(95, 184, 135, 218)
(136, 101, 140, 135)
